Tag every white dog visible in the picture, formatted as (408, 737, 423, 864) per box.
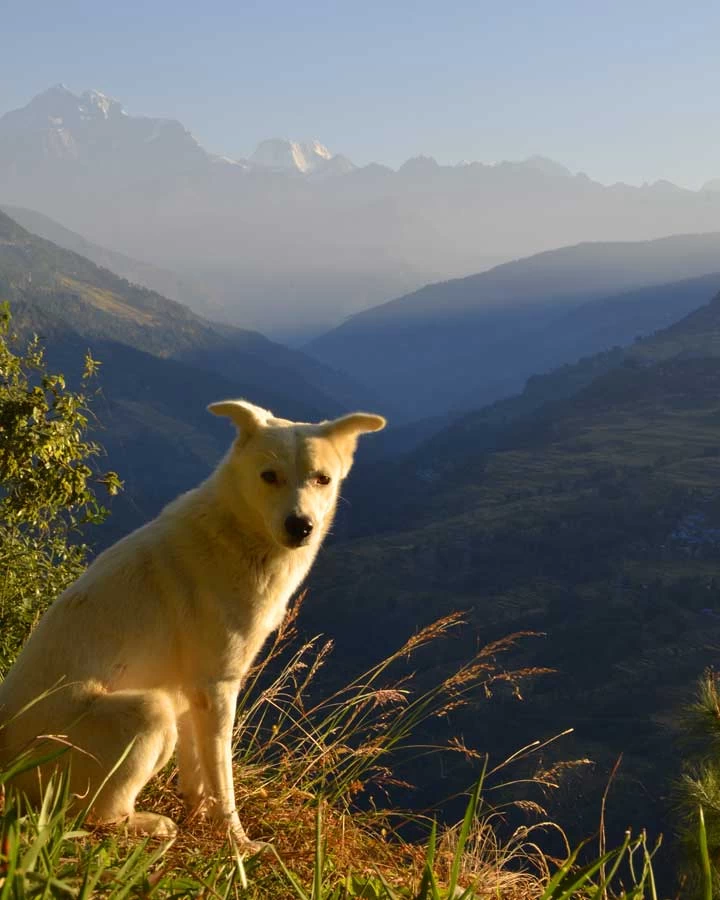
(0, 400, 385, 844)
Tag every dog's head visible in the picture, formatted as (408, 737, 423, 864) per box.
(209, 400, 386, 549)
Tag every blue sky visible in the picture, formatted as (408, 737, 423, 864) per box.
(2, 0, 719, 187)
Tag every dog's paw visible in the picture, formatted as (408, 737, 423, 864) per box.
(127, 811, 178, 838)
(203, 807, 268, 853)
(229, 829, 270, 857)
(221, 814, 269, 856)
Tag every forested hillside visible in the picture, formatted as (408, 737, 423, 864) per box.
(1, 203, 215, 318)
(305, 287, 720, 854)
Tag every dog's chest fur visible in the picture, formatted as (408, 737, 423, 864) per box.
(194, 541, 315, 681)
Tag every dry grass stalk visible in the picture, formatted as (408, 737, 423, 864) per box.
(2, 596, 586, 897)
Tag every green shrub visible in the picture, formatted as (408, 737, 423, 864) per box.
(0, 303, 121, 673)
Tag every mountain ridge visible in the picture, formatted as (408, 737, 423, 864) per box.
(307, 234, 720, 420)
(10, 87, 720, 337)
(0, 86, 579, 179)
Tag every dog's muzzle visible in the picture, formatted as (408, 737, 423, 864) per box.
(284, 514, 313, 546)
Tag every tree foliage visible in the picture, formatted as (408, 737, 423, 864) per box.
(0, 303, 121, 673)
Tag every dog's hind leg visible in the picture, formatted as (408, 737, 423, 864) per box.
(67, 689, 179, 836)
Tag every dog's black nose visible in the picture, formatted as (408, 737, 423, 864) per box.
(285, 514, 313, 543)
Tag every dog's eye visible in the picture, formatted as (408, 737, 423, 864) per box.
(261, 470, 278, 485)
(315, 473, 331, 486)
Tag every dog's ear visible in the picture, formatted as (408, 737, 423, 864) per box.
(321, 412, 386, 475)
(208, 400, 273, 438)
(324, 413, 386, 439)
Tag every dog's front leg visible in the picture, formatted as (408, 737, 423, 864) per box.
(177, 711, 206, 815)
(190, 680, 249, 841)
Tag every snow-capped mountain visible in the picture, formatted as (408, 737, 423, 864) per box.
(0, 86, 356, 179)
(249, 138, 355, 175)
(0, 84, 208, 175)
(0, 85, 127, 141)
(250, 138, 329, 172)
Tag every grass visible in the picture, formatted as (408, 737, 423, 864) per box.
(0, 596, 690, 898)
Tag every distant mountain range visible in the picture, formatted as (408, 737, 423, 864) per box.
(308, 235, 720, 420)
(7, 87, 720, 338)
(0, 84, 576, 180)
